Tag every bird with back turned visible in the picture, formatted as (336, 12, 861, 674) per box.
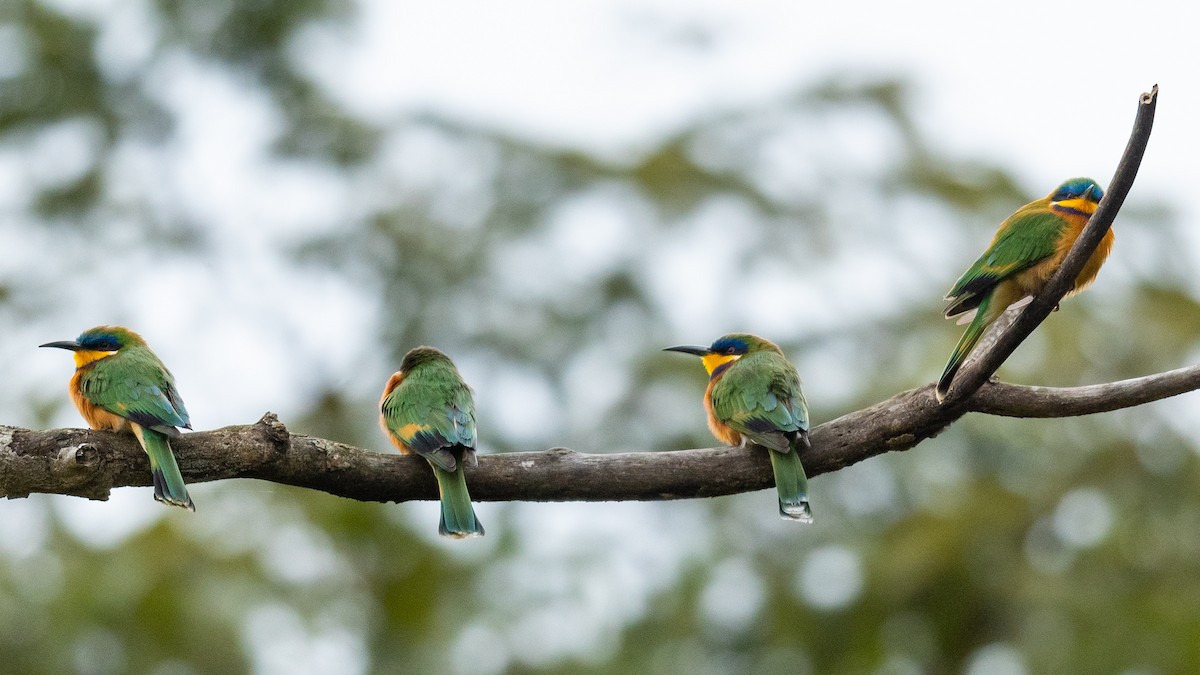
(380, 346, 484, 538)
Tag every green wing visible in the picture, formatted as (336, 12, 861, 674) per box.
(711, 351, 809, 453)
(382, 366, 477, 472)
(945, 206, 1067, 317)
(80, 348, 190, 435)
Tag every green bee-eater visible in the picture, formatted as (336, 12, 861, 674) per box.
(380, 346, 484, 538)
(666, 333, 813, 523)
(937, 177, 1112, 402)
(40, 325, 195, 510)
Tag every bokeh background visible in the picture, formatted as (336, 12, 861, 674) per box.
(3, 1, 1200, 673)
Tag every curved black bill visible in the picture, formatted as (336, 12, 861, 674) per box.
(663, 345, 710, 356)
(39, 340, 83, 351)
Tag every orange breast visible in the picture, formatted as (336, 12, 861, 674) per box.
(1070, 228, 1115, 295)
(69, 371, 129, 432)
(1052, 211, 1115, 293)
(703, 377, 743, 446)
(1013, 214, 1114, 298)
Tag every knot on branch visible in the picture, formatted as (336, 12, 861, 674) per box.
(44, 441, 111, 501)
(58, 442, 101, 467)
(256, 412, 291, 452)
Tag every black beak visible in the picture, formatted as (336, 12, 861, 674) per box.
(40, 340, 83, 351)
(663, 345, 711, 356)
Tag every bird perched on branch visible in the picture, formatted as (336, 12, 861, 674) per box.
(937, 177, 1112, 402)
(380, 346, 484, 538)
(41, 325, 194, 510)
(665, 333, 813, 523)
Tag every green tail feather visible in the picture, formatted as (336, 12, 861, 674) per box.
(769, 447, 812, 523)
(138, 426, 194, 511)
(936, 294, 994, 402)
(432, 464, 484, 539)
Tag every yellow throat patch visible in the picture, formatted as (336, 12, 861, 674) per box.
(701, 353, 740, 375)
(72, 349, 118, 369)
(1052, 196, 1098, 216)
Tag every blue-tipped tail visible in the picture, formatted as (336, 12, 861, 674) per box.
(769, 447, 813, 523)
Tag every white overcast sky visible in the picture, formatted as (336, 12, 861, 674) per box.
(302, 0, 1194, 204)
(21, 0, 1199, 432)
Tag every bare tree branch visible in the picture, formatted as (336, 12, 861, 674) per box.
(2, 361, 1197, 505)
(1, 85, 1184, 508)
(969, 364, 1200, 418)
(942, 85, 1159, 405)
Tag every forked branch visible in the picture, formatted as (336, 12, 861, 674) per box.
(941, 84, 1159, 405)
(1, 86, 1188, 507)
(0, 361, 1196, 505)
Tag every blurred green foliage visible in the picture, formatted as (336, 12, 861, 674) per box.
(2, 2, 1198, 674)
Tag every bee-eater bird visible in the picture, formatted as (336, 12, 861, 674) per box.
(936, 177, 1112, 402)
(380, 346, 484, 538)
(665, 333, 813, 523)
(40, 326, 194, 510)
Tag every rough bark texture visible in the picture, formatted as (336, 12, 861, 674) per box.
(1, 86, 1180, 507)
(2, 363, 1197, 505)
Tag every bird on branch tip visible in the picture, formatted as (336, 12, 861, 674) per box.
(936, 177, 1113, 403)
(665, 333, 813, 523)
